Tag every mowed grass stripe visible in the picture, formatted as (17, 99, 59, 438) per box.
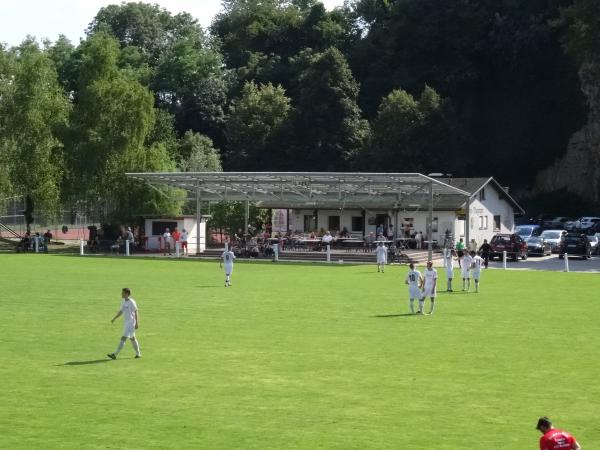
(0, 254, 598, 449)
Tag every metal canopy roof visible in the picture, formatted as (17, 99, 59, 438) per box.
(126, 172, 471, 210)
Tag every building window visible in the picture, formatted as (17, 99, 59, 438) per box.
(479, 216, 488, 230)
(328, 215, 340, 232)
(152, 221, 177, 236)
(493, 215, 501, 231)
(303, 215, 315, 233)
(479, 188, 485, 201)
(432, 217, 438, 233)
(351, 216, 364, 232)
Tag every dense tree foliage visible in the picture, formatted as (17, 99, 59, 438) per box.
(0, 0, 598, 222)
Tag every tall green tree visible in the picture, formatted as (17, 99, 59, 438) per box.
(224, 81, 291, 170)
(0, 40, 70, 221)
(178, 131, 222, 172)
(64, 31, 179, 220)
(361, 86, 459, 173)
(291, 47, 370, 170)
(88, 2, 229, 145)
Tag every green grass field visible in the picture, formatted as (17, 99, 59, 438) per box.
(1, 254, 599, 449)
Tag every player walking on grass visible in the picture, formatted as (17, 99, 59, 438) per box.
(444, 248, 455, 292)
(536, 417, 581, 450)
(471, 251, 484, 293)
(461, 251, 474, 292)
(405, 263, 423, 314)
(376, 241, 387, 272)
(107, 288, 141, 360)
(221, 247, 236, 287)
(421, 261, 437, 314)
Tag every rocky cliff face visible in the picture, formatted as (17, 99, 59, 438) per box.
(534, 62, 600, 203)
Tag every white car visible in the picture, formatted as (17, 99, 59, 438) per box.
(539, 229, 565, 253)
(580, 217, 600, 230)
(587, 235, 599, 255)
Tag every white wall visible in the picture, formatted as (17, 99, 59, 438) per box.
(144, 218, 206, 253)
(467, 186, 516, 245)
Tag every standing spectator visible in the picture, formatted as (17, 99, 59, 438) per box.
(43, 229, 52, 252)
(404, 221, 411, 238)
(478, 239, 492, 268)
(162, 227, 172, 256)
(468, 238, 477, 253)
(181, 229, 189, 256)
(172, 227, 181, 255)
(415, 230, 423, 249)
(456, 238, 465, 268)
(536, 417, 581, 450)
(376, 223, 384, 237)
(125, 227, 134, 252)
(364, 231, 376, 251)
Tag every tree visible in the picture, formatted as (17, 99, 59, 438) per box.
(224, 81, 291, 170)
(64, 31, 180, 220)
(178, 131, 222, 172)
(88, 2, 230, 145)
(0, 40, 70, 221)
(360, 85, 459, 173)
(291, 47, 370, 170)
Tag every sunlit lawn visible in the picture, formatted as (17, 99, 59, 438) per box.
(1, 254, 598, 449)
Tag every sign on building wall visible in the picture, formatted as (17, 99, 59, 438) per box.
(272, 209, 288, 232)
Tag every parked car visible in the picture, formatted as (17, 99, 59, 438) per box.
(515, 225, 541, 240)
(580, 217, 600, 230)
(558, 233, 592, 259)
(489, 234, 528, 261)
(539, 229, 565, 253)
(525, 236, 552, 257)
(587, 235, 599, 255)
(543, 216, 573, 229)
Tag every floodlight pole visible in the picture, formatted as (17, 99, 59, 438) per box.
(465, 195, 471, 249)
(428, 182, 433, 261)
(244, 200, 249, 235)
(196, 187, 201, 255)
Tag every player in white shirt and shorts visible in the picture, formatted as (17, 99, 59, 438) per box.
(461, 252, 474, 292)
(405, 263, 423, 314)
(421, 261, 438, 314)
(444, 248, 456, 292)
(375, 242, 388, 273)
(221, 247, 236, 287)
(470, 250, 484, 293)
(107, 288, 141, 360)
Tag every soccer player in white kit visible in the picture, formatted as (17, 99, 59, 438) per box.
(107, 288, 141, 360)
(470, 250, 484, 293)
(421, 261, 438, 314)
(376, 242, 388, 272)
(221, 247, 236, 286)
(444, 248, 456, 292)
(461, 251, 474, 292)
(405, 263, 423, 314)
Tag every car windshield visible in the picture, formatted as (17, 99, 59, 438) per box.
(541, 231, 561, 239)
(565, 235, 583, 242)
(516, 227, 532, 236)
(527, 237, 541, 243)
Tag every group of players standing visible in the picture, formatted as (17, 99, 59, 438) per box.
(402, 249, 485, 315)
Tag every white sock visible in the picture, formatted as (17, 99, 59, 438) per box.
(418, 299, 424, 313)
(429, 299, 435, 313)
(409, 299, 414, 313)
(114, 340, 125, 355)
(467, 279, 471, 291)
(131, 338, 141, 356)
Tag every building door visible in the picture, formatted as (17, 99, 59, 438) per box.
(328, 215, 340, 233)
(375, 214, 389, 235)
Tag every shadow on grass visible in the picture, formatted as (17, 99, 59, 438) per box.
(58, 359, 111, 366)
(371, 313, 416, 318)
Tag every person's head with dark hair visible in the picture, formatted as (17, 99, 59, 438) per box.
(121, 288, 131, 298)
(536, 417, 552, 433)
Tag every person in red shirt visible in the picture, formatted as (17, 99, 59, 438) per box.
(536, 417, 581, 450)
(171, 227, 181, 255)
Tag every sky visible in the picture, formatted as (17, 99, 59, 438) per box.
(0, 0, 346, 47)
